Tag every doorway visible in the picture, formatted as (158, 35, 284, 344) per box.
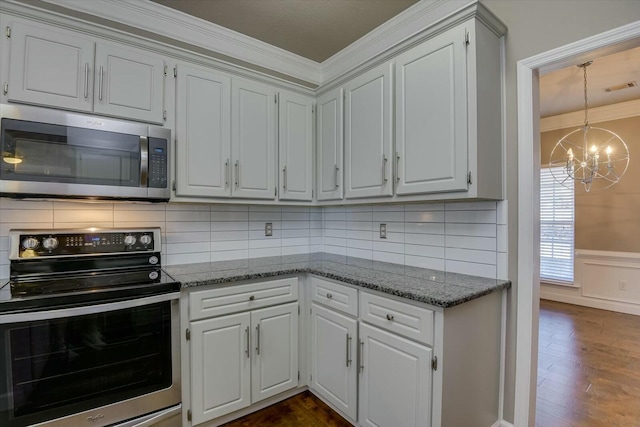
(514, 20, 640, 427)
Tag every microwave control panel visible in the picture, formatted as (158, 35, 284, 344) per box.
(148, 137, 168, 189)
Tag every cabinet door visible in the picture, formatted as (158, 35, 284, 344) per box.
(344, 62, 393, 199)
(395, 25, 468, 195)
(316, 88, 343, 201)
(190, 312, 251, 425)
(7, 21, 94, 112)
(94, 43, 165, 124)
(175, 63, 231, 198)
(310, 304, 357, 420)
(359, 323, 432, 427)
(232, 78, 277, 199)
(251, 302, 299, 403)
(278, 91, 313, 201)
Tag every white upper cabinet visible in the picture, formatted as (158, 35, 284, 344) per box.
(232, 78, 277, 200)
(344, 62, 393, 199)
(278, 91, 313, 201)
(93, 43, 165, 124)
(316, 88, 343, 201)
(7, 21, 94, 112)
(175, 63, 231, 198)
(5, 20, 166, 124)
(395, 25, 468, 195)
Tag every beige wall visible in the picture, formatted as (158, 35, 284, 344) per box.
(541, 116, 640, 252)
(479, 0, 640, 423)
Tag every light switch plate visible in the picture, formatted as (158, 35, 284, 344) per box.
(379, 223, 387, 239)
(265, 222, 273, 237)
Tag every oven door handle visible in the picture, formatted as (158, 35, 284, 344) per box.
(0, 292, 179, 324)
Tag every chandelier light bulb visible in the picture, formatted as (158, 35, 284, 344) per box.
(606, 146, 612, 155)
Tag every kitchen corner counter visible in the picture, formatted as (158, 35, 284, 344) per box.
(164, 253, 510, 308)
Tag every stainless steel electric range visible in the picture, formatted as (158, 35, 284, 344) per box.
(0, 228, 181, 427)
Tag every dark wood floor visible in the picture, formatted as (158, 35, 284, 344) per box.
(220, 391, 351, 427)
(537, 300, 640, 427)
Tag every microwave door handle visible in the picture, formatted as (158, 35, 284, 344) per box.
(140, 136, 149, 188)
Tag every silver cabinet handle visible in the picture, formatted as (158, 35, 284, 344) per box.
(346, 334, 352, 367)
(245, 326, 250, 358)
(84, 63, 89, 99)
(334, 164, 340, 188)
(282, 165, 287, 190)
(358, 339, 364, 373)
(396, 152, 401, 183)
(386, 314, 394, 321)
(383, 155, 388, 183)
(255, 324, 260, 355)
(98, 66, 104, 101)
(326, 293, 332, 299)
(235, 160, 239, 188)
(225, 159, 229, 187)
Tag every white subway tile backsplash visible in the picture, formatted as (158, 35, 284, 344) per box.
(404, 211, 445, 223)
(446, 247, 497, 265)
(211, 249, 248, 262)
(405, 244, 444, 259)
(445, 223, 497, 238)
(0, 198, 506, 280)
(211, 240, 248, 251)
(446, 235, 496, 251)
(405, 255, 445, 270)
(445, 260, 496, 279)
(373, 251, 404, 264)
(347, 247, 373, 259)
(405, 233, 445, 247)
(445, 210, 497, 224)
(212, 221, 249, 231)
(404, 222, 445, 235)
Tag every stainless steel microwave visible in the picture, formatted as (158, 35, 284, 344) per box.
(0, 104, 170, 202)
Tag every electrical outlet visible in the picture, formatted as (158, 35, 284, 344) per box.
(619, 280, 627, 291)
(379, 223, 387, 239)
(265, 222, 273, 237)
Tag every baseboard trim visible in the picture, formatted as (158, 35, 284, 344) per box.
(492, 420, 514, 427)
(540, 290, 640, 316)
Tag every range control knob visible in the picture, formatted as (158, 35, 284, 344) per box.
(149, 256, 159, 265)
(140, 234, 152, 246)
(124, 235, 137, 246)
(22, 237, 39, 250)
(42, 237, 59, 250)
(148, 271, 159, 280)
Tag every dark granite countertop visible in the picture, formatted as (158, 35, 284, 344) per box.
(165, 253, 510, 308)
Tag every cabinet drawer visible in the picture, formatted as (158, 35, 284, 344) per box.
(189, 277, 298, 320)
(310, 276, 358, 317)
(359, 292, 433, 345)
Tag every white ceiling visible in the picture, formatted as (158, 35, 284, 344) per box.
(540, 46, 640, 118)
(149, 0, 419, 63)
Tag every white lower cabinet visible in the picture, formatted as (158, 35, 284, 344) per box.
(358, 323, 432, 427)
(310, 303, 358, 420)
(187, 279, 299, 426)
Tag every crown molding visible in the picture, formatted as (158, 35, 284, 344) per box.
(540, 98, 640, 132)
(320, 0, 475, 84)
(34, 0, 485, 88)
(38, 0, 324, 85)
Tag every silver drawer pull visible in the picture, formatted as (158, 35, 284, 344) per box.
(249, 295, 255, 301)
(326, 293, 333, 299)
(386, 314, 394, 321)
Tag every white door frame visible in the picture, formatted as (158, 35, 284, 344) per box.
(514, 20, 640, 426)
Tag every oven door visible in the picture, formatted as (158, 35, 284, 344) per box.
(0, 292, 180, 427)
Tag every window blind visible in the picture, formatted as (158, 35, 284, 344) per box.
(540, 167, 574, 283)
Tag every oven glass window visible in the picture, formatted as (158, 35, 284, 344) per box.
(0, 301, 172, 427)
(1, 118, 141, 187)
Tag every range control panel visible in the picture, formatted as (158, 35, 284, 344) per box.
(9, 228, 160, 259)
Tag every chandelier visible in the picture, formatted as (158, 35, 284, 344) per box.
(548, 61, 630, 192)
